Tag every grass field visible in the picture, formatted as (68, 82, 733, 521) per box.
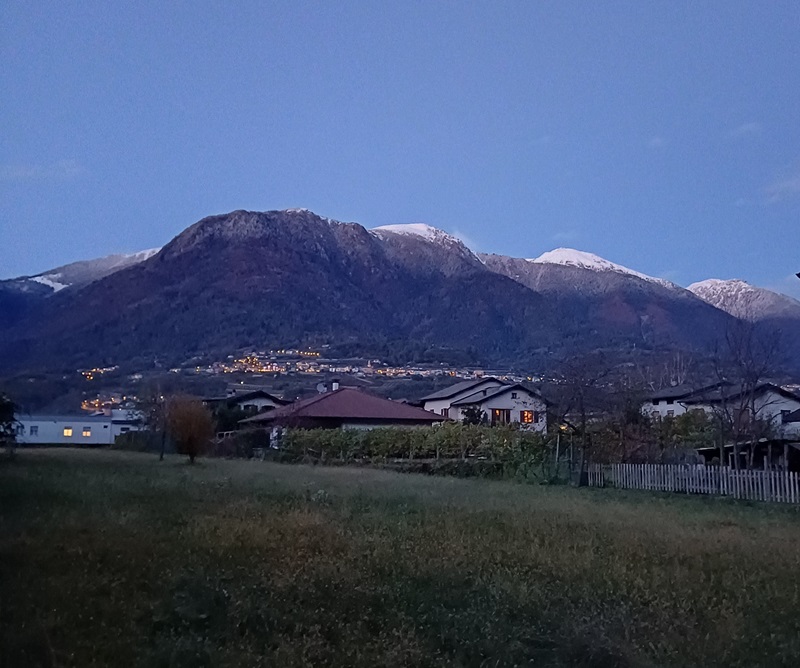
(2, 449, 800, 667)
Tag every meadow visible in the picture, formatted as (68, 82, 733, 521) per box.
(2, 449, 800, 667)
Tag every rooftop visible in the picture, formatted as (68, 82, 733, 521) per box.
(242, 388, 445, 424)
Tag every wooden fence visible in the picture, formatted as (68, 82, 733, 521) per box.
(588, 463, 800, 504)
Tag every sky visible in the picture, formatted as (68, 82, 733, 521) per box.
(2, 1, 799, 297)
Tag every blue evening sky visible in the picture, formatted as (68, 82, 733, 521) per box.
(2, 1, 799, 297)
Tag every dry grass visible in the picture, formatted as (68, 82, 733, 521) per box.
(2, 449, 800, 667)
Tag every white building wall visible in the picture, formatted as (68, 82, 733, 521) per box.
(642, 399, 691, 419)
(454, 392, 547, 432)
(237, 397, 283, 412)
(16, 416, 115, 445)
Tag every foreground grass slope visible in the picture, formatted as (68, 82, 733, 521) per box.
(2, 450, 800, 667)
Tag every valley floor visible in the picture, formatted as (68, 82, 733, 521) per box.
(2, 449, 800, 667)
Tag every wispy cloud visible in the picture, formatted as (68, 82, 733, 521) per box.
(656, 269, 681, 284)
(647, 136, 666, 149)
(0, 159, 85, 182)
(764, 171, 800, 203)
(452, 228, 479, 252)
(730, 122, 762, 138)
(766, 274, 800, 301)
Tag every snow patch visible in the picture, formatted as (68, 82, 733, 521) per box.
(529, 248, 674, 287)
(372, 223, 454, 243)
(30, 275, 68, 292)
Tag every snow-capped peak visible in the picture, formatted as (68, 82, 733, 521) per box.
(688, 278, 800, 320)
(529, 248, 674, 287)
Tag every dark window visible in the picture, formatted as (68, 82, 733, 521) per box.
(511, 392, 518, 399)
(30, 426, 39, 436)
(667, 399, 674, 405)
(440, 408, 448, 416)
(491, 409, 511, 425)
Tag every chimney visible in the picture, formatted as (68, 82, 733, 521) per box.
(332, 379, 340, 391)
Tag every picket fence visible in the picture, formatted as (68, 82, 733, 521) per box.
(587, 463, 800, 504)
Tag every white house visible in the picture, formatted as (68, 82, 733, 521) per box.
(640, 383, 724, 419)
(682, 383, 800, 434)
(15, 411, 143, 446)
(421, 379, 548, 432)
(642, 383, 800, 437)
(421, 378, 506, 419)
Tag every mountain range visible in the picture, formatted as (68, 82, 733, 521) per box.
(1, 209, 798, 373)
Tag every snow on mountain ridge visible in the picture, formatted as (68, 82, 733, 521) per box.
(372, 223, 461, 244)
(529, 248, 675, 288)
(19, 247, 163, 294)
(688, 278, 800, 320)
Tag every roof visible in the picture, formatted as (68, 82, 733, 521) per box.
(241, 388, 446, 425)
(420, 377, 501, 402)
(646, 381, 734, 402)
(204, 390, 289, 406)
(451, 383, 545, 407)
(683, 383, 800, 405)
(16, 414, 113, 423)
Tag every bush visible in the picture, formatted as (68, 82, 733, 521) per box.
(277, 423, 550, 480)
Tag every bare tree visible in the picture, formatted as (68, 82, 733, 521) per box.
(710, 319, 784, 470)
(547, 352, 614, 481)
(165, 395, 215, 464)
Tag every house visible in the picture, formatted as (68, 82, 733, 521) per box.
(421, 378, 508, 418)
(15, 411, 143, 446)
(681, 383, 800, 433)
(640, 382, 726, 419)
(203, 388, 289, 414)
(240, 387, 446, 430)
(421, 379, 548, 431)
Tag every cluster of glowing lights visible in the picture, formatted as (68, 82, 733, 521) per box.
(79, 365, 118, 381)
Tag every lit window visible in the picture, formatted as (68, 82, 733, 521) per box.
(63, 427, 73, 437)
(521, 410, 535, 424)
(82, 427, 92, 437)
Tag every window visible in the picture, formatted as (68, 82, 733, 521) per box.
(511, 392, 518, 399)
(120, 427, 130, 433)
(520, 410, 535, 424)
(30, 426, 38, 436)
(666, 410, 674, 418)
(16, 425, 24, 435)
(440, 408, 448, 416)
(491, 409, 511, 425)
(63, 427, 73, 437)
(653, 400, 659, 406)
(82, 427, 92, 437)
(667, 399, 674, 405)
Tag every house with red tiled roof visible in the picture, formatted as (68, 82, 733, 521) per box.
(240, 387, 446, 430)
